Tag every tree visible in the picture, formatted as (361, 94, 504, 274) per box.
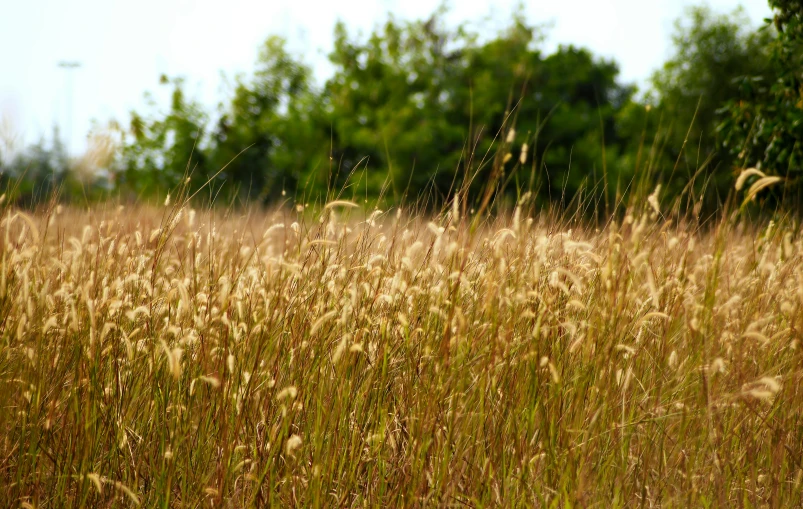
(119, 76, 210, 199)
(0, 127, 68, 205)
(719, 0, 803, 202)
(323, 11, 634, 209)
(645, 6, 774, 206)
(211, 36, 322, 203)
(116, 9, 637, 211)
(322, 13, 472, 202)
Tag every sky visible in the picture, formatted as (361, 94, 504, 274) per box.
(0, 0, 773, 157)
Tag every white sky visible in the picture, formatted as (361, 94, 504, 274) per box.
(0, 0, 772, 156)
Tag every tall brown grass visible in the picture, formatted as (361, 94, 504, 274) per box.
(1, 185, 801, 506)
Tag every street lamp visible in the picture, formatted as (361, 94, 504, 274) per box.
(57, 61, 81, 155)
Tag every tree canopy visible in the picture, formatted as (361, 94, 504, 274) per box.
(2, 2, 798, 214)
(719, 0, 803, 204)
(112, 11, 636, 211)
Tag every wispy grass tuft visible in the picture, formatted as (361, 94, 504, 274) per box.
(1, 186, 802, 506)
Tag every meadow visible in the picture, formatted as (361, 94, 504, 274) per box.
(1, 182, 802, 506)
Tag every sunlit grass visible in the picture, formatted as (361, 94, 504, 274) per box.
(1, 191, 801, 506)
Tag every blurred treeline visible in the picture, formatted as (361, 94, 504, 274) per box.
(1, 2, 801, 212)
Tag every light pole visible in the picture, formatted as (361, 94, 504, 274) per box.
(58, 61, 81, 155)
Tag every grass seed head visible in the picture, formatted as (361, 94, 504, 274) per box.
(285, 434, 303, 457)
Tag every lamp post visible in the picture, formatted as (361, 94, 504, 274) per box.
(57, 61, 81, 155)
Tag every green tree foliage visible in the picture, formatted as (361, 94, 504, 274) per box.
(320, 12, 634, 209)
(719, 0, 803, 199)
(636, 6, 773, 207)
(526, 46, 633, 207)
(321, 14, 474, 201)
(0, 128, 68, 205)
(212, 36, 323, 203)
(11, 4, 794, 214)
(119, 76, 210, 198)
(113, 11, 635, 209)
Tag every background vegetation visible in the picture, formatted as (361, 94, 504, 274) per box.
(1, 2, 800, 214)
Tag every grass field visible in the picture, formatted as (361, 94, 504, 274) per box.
(1, 193, 802, 507)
